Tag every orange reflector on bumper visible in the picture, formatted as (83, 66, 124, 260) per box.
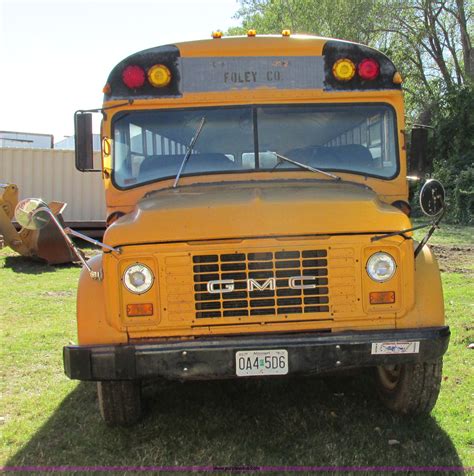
(370, 291, 395, 304)
(127, 303, 153, 317)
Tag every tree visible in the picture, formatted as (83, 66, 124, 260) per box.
(430, 85, 474, 224)
(371, 0, 472, 116)
(229, 0, 473, 119)
(228, 0, 383, 45)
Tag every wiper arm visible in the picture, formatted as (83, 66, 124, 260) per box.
(273, 153, 341, 181)
(173, 117, 206, 188)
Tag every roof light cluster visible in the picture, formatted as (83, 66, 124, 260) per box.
(121, 64, 171, 90)
(212, 29, 291, 39)
(332, 57, 380, 82)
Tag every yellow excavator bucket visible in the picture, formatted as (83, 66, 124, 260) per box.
(0, 183, 77, 264)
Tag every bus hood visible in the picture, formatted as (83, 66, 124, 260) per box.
(104, 181, 410, 246)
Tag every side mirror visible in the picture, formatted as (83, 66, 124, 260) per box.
(419, 179, 445, 217)
(409, 127, 433, 176)
(14, 198, 51, 230)
(74, 112, 95, 171)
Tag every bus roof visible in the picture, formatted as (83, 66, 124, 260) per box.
(104, 36, 400, 101)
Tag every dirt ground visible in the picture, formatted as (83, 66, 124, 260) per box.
(431, 244, 474, 274)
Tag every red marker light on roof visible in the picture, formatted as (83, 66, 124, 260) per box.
(122, 65, 145, 88)
(358, 58, 380, 80)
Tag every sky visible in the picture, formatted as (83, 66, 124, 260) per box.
(0, 0, 241, 142)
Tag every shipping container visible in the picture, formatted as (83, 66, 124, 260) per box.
(0, 131, 54, 149)
(0, 147, 105, 231)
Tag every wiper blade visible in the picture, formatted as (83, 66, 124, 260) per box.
(273, 153, 341, 181)
(173, 117, 206, 188)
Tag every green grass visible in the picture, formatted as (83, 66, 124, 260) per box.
(1, 230, 473, 471)
(412, 219, 474, 246)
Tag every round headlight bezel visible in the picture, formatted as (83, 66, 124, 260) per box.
(366, 252, 397, 283)
(123, 263, 154, 294)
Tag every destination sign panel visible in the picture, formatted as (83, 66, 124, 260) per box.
(180, 56, 324, 92)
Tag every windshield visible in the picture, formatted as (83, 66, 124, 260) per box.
(112, 104, 398, 188)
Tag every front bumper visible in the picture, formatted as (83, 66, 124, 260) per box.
(64, 327, 450, 381)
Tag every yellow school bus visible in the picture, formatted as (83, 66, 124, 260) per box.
(63, 33, 449, 425)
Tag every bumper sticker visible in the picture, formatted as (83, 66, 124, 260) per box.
(371, 341, 420, 355)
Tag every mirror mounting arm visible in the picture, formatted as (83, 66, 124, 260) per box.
(34, 207, 98, 278)
(64, 227, 120, 253)
(414, 207, 446, 258)
(34, 207, 119, 281)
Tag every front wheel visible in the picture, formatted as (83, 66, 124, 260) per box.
(97, 380, 142, 426)
(375, 358, 443, 415)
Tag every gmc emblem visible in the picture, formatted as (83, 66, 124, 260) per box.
(206, 276, 317, 294)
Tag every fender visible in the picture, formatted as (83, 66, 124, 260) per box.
(77, 254, 128, 345)
(397, 244, 445, 329)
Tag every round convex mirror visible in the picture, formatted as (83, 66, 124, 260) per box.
(14, 198, 51, 230)
(419, 179, 445, 216)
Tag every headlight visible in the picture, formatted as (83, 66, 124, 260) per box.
(123, 263, 154, 294)
(366, 252, 396, 282)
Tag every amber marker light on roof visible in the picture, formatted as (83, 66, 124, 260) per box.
(332, 58, 356, 81)
(393, 72, 403, 84)
(102, 83, 111, 95)
(212, 30, 223, 39)
(282, 29, 291, 37)
(148, 64, 171, 88)
(247, 29, 257, 37)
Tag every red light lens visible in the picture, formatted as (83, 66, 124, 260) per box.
(122, 65, 145, 88)
(358, 58, 380, 80)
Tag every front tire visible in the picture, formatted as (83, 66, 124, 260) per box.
(375, 358, 443, 415)
(97, 380, 142, 426)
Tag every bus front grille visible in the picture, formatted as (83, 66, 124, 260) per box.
(193, 250, 330, 319)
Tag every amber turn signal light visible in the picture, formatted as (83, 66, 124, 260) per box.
(393, 72, 403, 84)
(369, 291, 395, 305)
(126, 303, 153, 317)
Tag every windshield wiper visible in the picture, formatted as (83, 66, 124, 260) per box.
(173, 117, 206, 188)
(272, 153, 341, 181)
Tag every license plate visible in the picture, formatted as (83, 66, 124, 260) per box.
(371, 341, 420, 354)
(235, 349, 288, 377)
